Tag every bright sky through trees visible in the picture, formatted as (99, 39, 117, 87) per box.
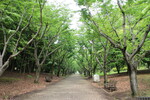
(47, 0, 82, 29)
(47, 0, 119, 29)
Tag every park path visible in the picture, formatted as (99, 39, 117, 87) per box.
(15, 74, 112, 100)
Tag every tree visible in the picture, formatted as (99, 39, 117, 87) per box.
(77, 0, 150, 96)
(0, 0, 46, 76)
(33, 4, 72, 83)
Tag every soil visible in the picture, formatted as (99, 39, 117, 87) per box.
(90, 72, 150, 100)
(0, 72, 62, 100)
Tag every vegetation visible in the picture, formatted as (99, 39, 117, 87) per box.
(0, 77, 20, 83)
(75, 0, 150, 97)
(0, 0, 77, 83)
(0, 0, 149, 98)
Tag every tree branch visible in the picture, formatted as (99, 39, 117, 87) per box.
(2, 10, 25, 57)
(130, 24, 150, 60)
(13, 14, 33, 52)
(91, 19, 122, 50)
(117, 0, 126, 47)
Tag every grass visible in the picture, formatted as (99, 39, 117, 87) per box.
(96, 70, 127, 76)
(97, 67, 149, 76)
(26, 75, 33, 78)
(0, 77, 20, 83)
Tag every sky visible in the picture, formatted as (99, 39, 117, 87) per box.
(47, 0, 118, 29)
(47, 0, 82, 29)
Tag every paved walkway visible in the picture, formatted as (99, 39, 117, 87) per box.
(15, 74, 112, 100)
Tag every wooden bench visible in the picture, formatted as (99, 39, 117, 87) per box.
(105, 80, 117, 92)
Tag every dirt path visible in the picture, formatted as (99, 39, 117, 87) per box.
(15, 74, 112, 100)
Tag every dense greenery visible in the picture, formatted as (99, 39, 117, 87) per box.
(0, 0, 149, 97)
(0, 0, 77, 83)
(76, 0, 150, 97)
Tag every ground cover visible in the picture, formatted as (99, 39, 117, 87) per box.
(0, 72, 62, 100)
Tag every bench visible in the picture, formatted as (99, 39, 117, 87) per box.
(105, 80, 117, 92)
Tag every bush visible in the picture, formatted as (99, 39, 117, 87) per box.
(112, 67, 117, 72)
(121, 67, 127, 71)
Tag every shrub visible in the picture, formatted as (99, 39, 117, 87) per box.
(112, 67, 117, 72)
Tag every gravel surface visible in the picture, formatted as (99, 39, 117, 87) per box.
(15, 74, 112, 100)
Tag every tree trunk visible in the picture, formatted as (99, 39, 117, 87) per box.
(103, 48, 108, 88)
(34, 65, 42, 83)
(116, 65, 120, 74)
(50, 66, 54, 79)
(0, 61, 9, 76)
(93, 64, 97, 74)
(57, 66, 61, 77)
(127, 61, 138, 96)
(103, 64, 107, 88)
(50, 61, 54, 79)
(123, 51, 138, 97)
(87, 70, 92, 78)
(62, 68, 66, 76)
(84, 70, 86, 76)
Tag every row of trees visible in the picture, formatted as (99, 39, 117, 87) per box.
(75, 0, 150, 97)
(0, 0, 77, 83)
(0, 0, 149, 97)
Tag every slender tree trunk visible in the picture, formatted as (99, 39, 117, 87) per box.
(34, 65, 42, 83)
(27, 60, 31, 73)
(103, 47, 108, 88)
(0, 60, 10, 76)
(93, 64, 97, 74)
(57, 66, 61, 77)
(127, 60, 138, 96)
(103, 64, 107, 88)
(87, 70, 92, 78)
(10, 60, 15, 72)
(50, 61, 54, 79)
(62, 68, 65, 76)
(84, 70, 86, 76)
(50, 66, 54, 79)
(116, 65, 120, 74)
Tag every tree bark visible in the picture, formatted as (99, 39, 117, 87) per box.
(127, 61, 138, 96)
(57, 66, 61, 77)
(123, 51, 138, 96)
(116, 65, 120, 74)
(34, 65, 42, 83)
(103, 46, 108, 88)
(0, 61, 9, 76)
(103, 66, 107, 88)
